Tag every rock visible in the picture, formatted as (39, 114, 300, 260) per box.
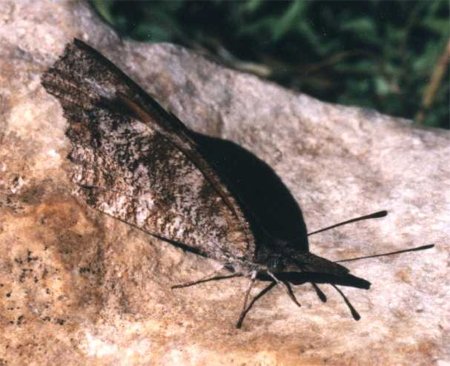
(0, 1, 448, 365)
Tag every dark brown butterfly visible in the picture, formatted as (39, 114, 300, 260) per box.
(41, 39, 433, 328)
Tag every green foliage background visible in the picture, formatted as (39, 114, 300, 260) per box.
(92, 0, 449, 129)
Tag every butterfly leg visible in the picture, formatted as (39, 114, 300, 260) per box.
(171, 268, 242, 289)
(311, 282, 327, 302)
(236, 281, 276, 328)
(283, 281, 302, 307)
(235, 271, 257, 328)
(266, 270, 301, 307)
(331, 284, 360, 320)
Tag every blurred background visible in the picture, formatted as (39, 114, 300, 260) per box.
(92, 0, 449, 129)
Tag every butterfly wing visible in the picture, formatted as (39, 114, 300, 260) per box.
(41, 39, 255, 264)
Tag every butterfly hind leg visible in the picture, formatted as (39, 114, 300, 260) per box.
(171, 267, 242, 289)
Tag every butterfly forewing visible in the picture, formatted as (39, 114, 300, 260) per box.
(42, 39, 255, 264)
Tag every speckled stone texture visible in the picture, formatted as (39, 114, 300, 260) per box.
(0, 1, 448, 365)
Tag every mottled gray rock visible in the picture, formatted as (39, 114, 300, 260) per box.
(0, 1, 448, 365)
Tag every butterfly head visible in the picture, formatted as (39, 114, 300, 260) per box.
(255, 242, 371, 290)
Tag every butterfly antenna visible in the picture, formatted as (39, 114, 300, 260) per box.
(336, 244, 434, 263)
(308, 210, 388, 236)
(332, 284, 360, 320)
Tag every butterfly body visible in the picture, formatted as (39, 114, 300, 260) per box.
(42, 39, 373, 326)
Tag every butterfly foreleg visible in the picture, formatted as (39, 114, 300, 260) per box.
(311, 282, 327, 302)
(331, 284, 360, 320)
(266, 270, 301, 308)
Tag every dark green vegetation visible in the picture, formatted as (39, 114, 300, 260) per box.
(92, 0, 449, 129)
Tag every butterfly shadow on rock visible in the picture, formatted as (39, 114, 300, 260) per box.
(184, 131, 356, 326)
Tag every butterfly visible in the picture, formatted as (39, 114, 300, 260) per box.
(41, 39, 433, 328)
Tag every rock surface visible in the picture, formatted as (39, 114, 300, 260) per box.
(0, 1, 448, 365)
